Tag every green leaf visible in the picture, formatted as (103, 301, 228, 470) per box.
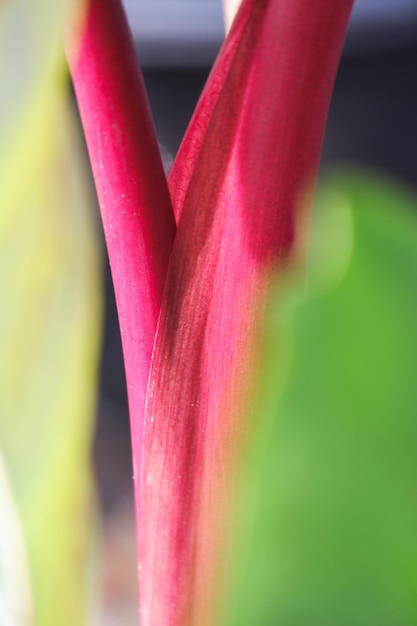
(0, 0, 76, 172)
(226, 169, 417, 626)
(0, 2, 102, 624)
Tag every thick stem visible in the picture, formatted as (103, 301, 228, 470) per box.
(140, 1, 354, 626)
(66, 0, 176, 558)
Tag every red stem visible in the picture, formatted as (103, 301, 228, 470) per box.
(66, 0, 175, 532)
(66, 1, 354, 624)
(140, 1, 354, 626)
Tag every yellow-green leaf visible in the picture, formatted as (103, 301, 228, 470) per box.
(0, 2, 102, 624)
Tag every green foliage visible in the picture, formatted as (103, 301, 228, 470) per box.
(227, 169, 417, 626)
(0, 1, 102, 624)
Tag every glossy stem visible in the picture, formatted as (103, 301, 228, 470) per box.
(140, 1, 355, 626)
(66, 0, 176, 555)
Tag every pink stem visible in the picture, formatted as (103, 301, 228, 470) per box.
(66, 0, 175, 538)
(140, 1, 354, 626)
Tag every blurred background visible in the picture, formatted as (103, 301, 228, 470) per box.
(92, 1, 417, 622)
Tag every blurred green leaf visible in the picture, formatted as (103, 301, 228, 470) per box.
(0, 0, 77, 171)
(227, 169, 417, 626)
(0, 2, 102, 624)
